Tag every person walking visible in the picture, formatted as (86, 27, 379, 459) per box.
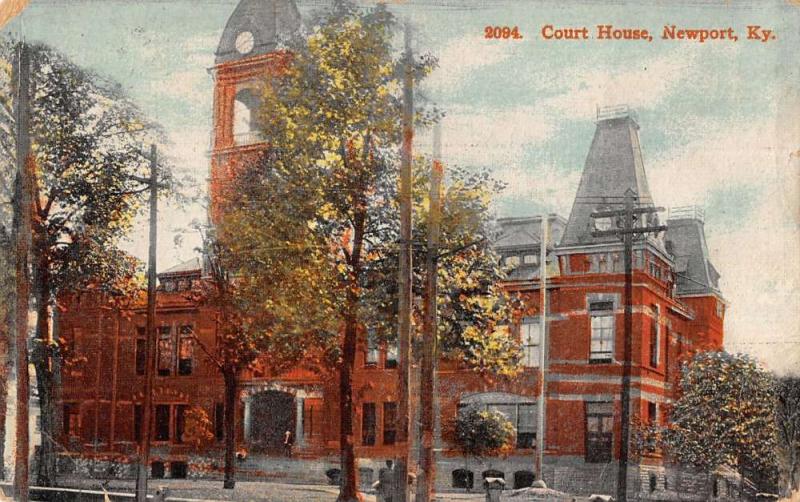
(376, 460, 395, 502)
(283, 429, 294, 457)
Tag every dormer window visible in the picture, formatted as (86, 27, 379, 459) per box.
(593, 216, 613, 232)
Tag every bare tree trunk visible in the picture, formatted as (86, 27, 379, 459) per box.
(223, 367, 238, 489)
(32, 252, 57, 487)
(338, 204, 365, 502)
(337, 309, 360, 502)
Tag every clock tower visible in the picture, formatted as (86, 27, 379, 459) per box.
(209, 0, 301, 222)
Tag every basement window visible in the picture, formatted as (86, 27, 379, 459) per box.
(452, 469, 474, 489)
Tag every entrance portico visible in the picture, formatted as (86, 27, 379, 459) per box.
(241, 382, 322, 451)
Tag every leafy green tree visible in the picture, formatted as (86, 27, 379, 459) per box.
(189, 220, 336, 489)
(223, 2, 520, 500)
(660, 352, 778, 488)
(0, 40, 166, 485)
(776, 376, 800, 497)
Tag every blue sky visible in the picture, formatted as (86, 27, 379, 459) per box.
(5, 0, 799, 373)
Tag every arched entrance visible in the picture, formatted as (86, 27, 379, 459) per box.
(248, 390, 295, 452)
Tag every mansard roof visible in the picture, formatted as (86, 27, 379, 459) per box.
(216, 0, 301, 65)
(665, 208, 721, 296)
(560, 109, 655, 248)
(158, 257, 201, 278)
(496, 215, 566, 281)
(496, 215, 566, 250)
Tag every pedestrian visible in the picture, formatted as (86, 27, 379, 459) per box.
(283, 429, 294, 457)
(376, 460, 395, 502)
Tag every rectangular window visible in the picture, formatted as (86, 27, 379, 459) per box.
(520, 320, 541, 368)
(383, 402, 397, 445)
(64, 403, 80, 437)
(178, 325, 194, 376)
(647, 401, 657, 424)
(385, 342, 398, 369)
(585, 401, 614, 463)
(157, 326, 173, 376)
(134, 404, 143, 443)
(650, 308, 660, 368)
(214, 403, 224, 441)
(362, 403, 376, 446)
(365, 329, 378, 367)
(517, 404, 536, 449)
(155, 405, 170, 441)
(523, 254, 538, 265)
(589, 301, 615, 362)
(175, 405, 188, 444)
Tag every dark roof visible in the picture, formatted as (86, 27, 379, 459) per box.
(496, 215, 566, 250)
(216, 0, 301, 65)
(665, 215, 721, 296)
(560, 113, 655, 247)
(496, 215, 565, 281)
(159, 257, 202, 277)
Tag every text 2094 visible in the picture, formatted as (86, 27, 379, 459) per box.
(484, 26, 523, 40)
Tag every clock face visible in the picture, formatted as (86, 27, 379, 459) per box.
(235, 31, 255, 55)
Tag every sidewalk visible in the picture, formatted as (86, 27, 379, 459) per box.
(55, 477, 489, 501)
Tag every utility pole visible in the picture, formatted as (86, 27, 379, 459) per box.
(394, 21, 413, 502)
(591, 188, 665, 502)
(416, 123, 442, 502)
(135, 144, 158, 502)
(12, 40, 32, 502)
(535, 215, 548, 480)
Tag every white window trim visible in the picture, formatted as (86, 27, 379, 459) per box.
(589, 302, 615, 361)
(520, 319, 541, 368)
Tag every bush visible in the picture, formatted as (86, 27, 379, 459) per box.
(453, 408, 514, 458)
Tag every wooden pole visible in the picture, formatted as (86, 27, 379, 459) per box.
(617, 189, 635, 502)
(12, 40, 32, 502)
(535, 216, 548, 480)
(394, 21, 413, 502)
(590, 190, 666, 502)
(416, 122, 442, 502)
(135, 144, 158, 502)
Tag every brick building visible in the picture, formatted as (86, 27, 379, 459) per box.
(57, 0, 739, 499)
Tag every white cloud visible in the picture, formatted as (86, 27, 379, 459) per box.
(424, 34, 517, 94)
(645, 96, 800, 374)
(419, 105, 555, 166)
(540, 46, 703, 121)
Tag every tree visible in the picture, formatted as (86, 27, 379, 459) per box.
(189, 220, 336, 489)
(776, 376, 800, 497)
(0, 40, 166, 486)
(452, 407, 514, 460)
(238, 3, 432, 500)
(659, 352, 778, 490)
(225, 3, 520, 500)
(181, 406, 214, 451)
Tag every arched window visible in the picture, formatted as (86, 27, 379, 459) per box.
(233, 88, 261, 145)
